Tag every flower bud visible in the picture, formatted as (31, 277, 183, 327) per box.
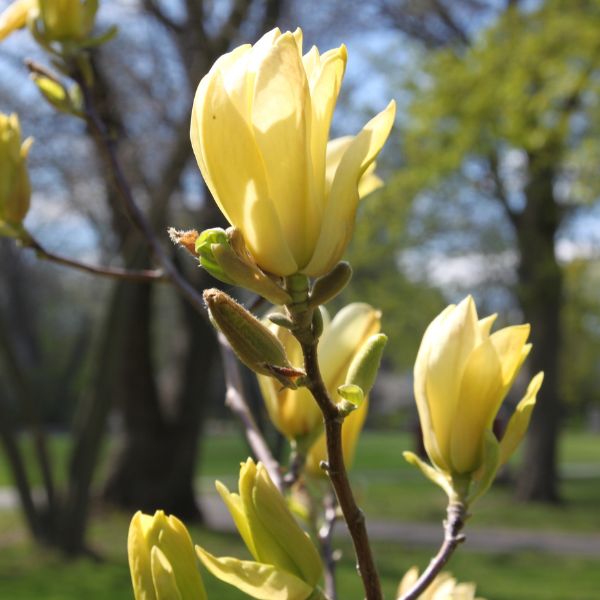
(410, 295, 543, 503)
(196, 459, 323, 600)
(308, 261, 352, 308)
(128, 510, 207, 600)
(204, 289, 301, 387)
(0, 113, 32, 235)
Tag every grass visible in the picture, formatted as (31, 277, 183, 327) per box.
(0, 507, 598, 600)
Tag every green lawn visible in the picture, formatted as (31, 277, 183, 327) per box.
(0, 507, 598, 600)
(0, 428, 599, 598)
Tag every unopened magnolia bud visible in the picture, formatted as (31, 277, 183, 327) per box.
(204, 289, 297, 383)
(31, 74, 80, 115)
(308, 261, 352, 308)
(345, 332, 387, 396)
(0, 113, 32, 236)
(267, 312, 294, 329)
(311, 306, 324, 339)
(337, 384, 364, 412)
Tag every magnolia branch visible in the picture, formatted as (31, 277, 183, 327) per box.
(26, 236, 166, 283)
(398, 502, 467, 600)
(300, 338, 382, 600)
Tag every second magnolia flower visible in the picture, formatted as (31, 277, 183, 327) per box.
(190, 27, 395, 278)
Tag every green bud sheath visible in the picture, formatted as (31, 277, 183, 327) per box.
(204, 289, 292, 377)
(345, 333, 387, 396)
(308, 261, 352, 308)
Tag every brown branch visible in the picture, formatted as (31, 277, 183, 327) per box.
(398, 503, 467, 600)
(300, 337, 382, 600)
(217, 332, 283, 491)
(25, 236, 167, 283)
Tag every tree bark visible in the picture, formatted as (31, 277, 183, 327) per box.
(515, 150, 562, 502)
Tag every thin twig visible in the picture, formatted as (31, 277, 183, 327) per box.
(26, 236, 166, 283)
(318, 492, 340, 600)
(398, 503, 467, 600)
(217, 332, 282, 490)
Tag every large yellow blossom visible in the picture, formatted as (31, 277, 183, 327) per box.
(191, 28, 395, 278)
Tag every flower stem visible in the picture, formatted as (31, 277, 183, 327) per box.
(285, 278, 382, 600)
(398, 502, 467, 600)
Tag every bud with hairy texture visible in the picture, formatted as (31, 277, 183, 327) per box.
(190, 27, 395, 278)
(128, 510, 207, 600)
(196, 459, 324, 600)
(405, 295, 543, 504)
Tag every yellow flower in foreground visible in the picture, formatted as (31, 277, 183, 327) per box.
(258, 303, 380, 451)
(406, 296, 543, 502)
(196, 459, 323, 600)
(190, 27, 395, 277)
(397, 566, 485, 600)
(128, 510, 207, 600)
(0, 113, 32, 233)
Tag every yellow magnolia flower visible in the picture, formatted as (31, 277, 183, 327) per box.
(38, 0, 98, 42)
(397, 566, 485, 600)
(196, 459, 324, 600)
(0, 113, 32, 233)
(257, 303, 380, 453)
(128, 510, 207, 600)
(407, 296, 543, 502)
(190, 27, 396, 278)
(0, 0, 97, 43)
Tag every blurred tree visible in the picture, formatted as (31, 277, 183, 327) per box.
(393, 0, 600, 501)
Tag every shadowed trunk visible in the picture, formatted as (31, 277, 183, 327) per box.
(515, 150, 562, 502)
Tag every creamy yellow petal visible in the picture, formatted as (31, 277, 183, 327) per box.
(216, 481, 258, 559)
(489, 324, 530, 386)
(413, 305, 456, 471)
(318, 303, 380, 393)
(478, 313, 497, 337)
(128, 511, 157, 600)
(303, 100, 396, 277)
(357, 165, 383, 198)
(425, 297, 480, 467)
(306, 45, 347, 207)
(450, 338, 503, 474)
(397, 567, 420, 597)
(239, 460, 300, 575)
(150, 547, 182, 600)
(191, 62, 297, 275)
(253, 464, 323, 585)
(499, 372, 543, 466)
(251, 31, 317, 268)
(0, 0, 36, 41)
(196, 549, 313, 600)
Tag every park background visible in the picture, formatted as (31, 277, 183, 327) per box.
(0, 0, 599, 598)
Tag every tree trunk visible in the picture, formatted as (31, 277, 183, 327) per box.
(515, 151, 562, 502)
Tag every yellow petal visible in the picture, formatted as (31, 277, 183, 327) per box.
(306, 45, 347, 206)
(252, 464, 323, 586)
(477, 313, 497, 337)
(424, 297, 480, 468)
(216, 481, 258, 559)
(450, 337, 503, 474)
(0, 0, 36, 41)
(251, 31, 317, 268)
(499, 372, 543, 466)
(196, 548, 313, 600)
(190, 48, 297, 276)
(303, 100, 396, 277)
(318, 303, 381, 393)
(489, 323, 530, 387)
(128, 511, 157, 600)
(150, 547, 182, 600)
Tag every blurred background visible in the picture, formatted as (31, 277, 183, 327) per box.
(0, 0, 599, 598)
